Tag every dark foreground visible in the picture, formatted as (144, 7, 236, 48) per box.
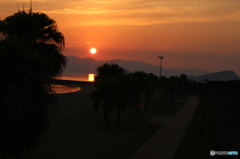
(24, 82, 176, 159)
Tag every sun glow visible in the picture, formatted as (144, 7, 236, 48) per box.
(90, 48, 97, 54)
(88, 74, 95, 82)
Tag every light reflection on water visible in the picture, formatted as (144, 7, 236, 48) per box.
(51, 84, 81, 94)
(60, 73, 93, 82)
(61, 76, 88, 82)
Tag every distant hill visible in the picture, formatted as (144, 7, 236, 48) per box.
(63, 56, 209, 77)
(188, 70, 240, 81)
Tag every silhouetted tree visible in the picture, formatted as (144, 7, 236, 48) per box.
(115, 74, 129, 124)
(91, 63, 126, 127)
(180, 74, 187, 82)
(96, 63, 124, 81)
(131, 71, 147, 114)
(90, 76, 125, 127)
(160, 75, 167, 81)
(179, 74, 188, 89)
(143, 73, 158, 113)
(0, 9, 66, 159)
(0, 9, 66, 78)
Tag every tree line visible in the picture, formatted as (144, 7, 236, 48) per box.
(90, 64, 191, 128)
(90, 63, 159, 128)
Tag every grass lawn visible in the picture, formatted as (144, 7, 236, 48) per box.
(172, 95, 212, 159)
(24, 84, 181, 159)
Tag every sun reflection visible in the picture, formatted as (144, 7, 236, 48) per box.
(88, 74, 95, 82)
(51, 84, 81, 94)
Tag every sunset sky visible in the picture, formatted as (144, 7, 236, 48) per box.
(1, 0, 240, 75)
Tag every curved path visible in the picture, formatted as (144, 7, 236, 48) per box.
(132, 95, 199, 159)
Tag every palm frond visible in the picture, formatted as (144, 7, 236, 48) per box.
(0, 35, 58, 157)
(35, 43, 67, 78)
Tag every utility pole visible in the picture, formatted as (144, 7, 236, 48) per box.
(158, 56, 164, 80)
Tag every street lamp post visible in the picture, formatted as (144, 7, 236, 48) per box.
(158, 56, 164, 80)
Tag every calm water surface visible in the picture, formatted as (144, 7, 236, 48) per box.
(51, 84, 81, 94)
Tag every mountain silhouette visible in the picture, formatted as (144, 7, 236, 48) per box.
(188, 70, 240, 81)
(63, 56, 209, 77)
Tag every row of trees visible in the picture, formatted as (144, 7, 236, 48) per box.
(0, 9, 66, 159)
(161, 74, 188, 89)
(90, 63, 158, 128)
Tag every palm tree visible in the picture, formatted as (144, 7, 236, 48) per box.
(143, 73, 158, 113)
(90, 77, 125, 127)
(0, 9, 66, 159)
(96, 63, 124, 81)
(115, 74, 129, 124)
(0, 9, 66, 78)
(91, 63, 126, 127)
(131, 71, 147, 114)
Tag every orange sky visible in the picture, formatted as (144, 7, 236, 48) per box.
(1, 0, 240, 75)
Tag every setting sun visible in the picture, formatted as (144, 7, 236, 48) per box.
(90, 48, 97, 54)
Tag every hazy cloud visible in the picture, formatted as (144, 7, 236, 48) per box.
(0, 0, 56, 2)
(44, 6, 117, 15)
(2, 0, 240, 25)
(66, 0, 240, 25)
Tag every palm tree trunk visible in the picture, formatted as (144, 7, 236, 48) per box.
(144, 93, 150, 113)
(103, 108, 109, 128)
(161, 89, 164, 100)
(164, 89, 168, 104)
(136, 100, 140, 114)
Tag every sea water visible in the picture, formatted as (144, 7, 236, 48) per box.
(51, 84, 81, 94)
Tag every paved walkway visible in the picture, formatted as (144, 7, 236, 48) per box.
(132, 95, 199, 159)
